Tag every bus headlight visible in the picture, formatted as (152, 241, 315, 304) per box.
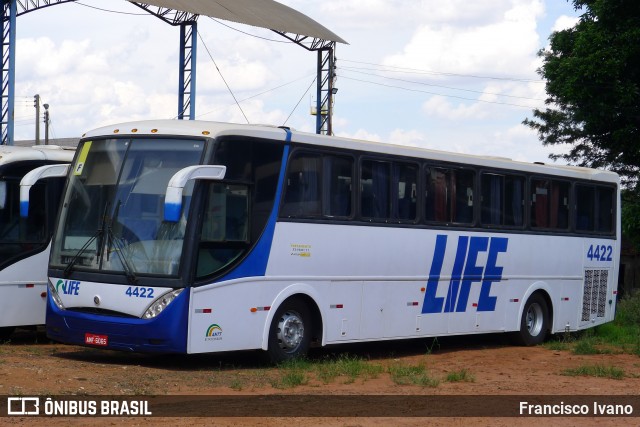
(47, 281, 65, 310)
(142, 289, 184, 319)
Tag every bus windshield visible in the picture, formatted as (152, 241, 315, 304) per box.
(50, 138, 204, 277)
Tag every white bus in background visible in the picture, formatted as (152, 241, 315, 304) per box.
(0, 145, 74, 340)
(30, 120, 619, 362)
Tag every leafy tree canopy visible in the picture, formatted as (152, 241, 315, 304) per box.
(524, 0, 640, 187)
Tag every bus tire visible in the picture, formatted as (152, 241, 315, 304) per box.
(512, 293, 549, 346)
(266, 298, 312, 363)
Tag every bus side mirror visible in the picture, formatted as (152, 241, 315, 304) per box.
(164, 165, 227, 222)
(20, 164, 70, 217)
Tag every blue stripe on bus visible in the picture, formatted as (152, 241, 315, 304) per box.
(216, 142, 291, 282)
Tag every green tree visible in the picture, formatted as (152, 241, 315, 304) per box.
(523, 0, 640, 186)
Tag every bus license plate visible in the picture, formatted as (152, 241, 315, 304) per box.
(84, 333, 108, 347)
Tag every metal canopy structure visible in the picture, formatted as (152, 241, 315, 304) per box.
(1, 0, 346, 145)
(137, 0, 345, 43)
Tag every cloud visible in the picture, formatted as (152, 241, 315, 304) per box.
(422, 96, 491, 120)
(383, 0, 544, 77)
(552, 15, 580, 33)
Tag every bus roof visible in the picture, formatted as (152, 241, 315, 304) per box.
(0, 145, 75, 166)
(82, 120, 620, 184)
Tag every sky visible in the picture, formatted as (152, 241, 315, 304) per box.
(12, 0, 582, 163)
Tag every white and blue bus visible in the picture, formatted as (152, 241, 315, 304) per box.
(0, 145, 74, 340)
(33, 120, 619, 361)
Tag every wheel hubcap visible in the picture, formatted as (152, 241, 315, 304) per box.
(277, 310, 304, 352)
(526, 303, 544, 337)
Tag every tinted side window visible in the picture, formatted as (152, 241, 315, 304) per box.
(596, 187, 614, 233)
(576, 184, 615, 233)
(481, 173, 524, 227)
(531, 179, 569, 229)
(576, 185, 595, 231)
(282, 154, 322, 217)
(360, 160, 391, 219)
(392, 163, 418, 221)
(425, 167, 474, 224)
(323, 156, 353, 217)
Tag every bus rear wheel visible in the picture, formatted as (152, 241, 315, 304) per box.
(266, 298, 312, 363)
(512, 293, 549, 346)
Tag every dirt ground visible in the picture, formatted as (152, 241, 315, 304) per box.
(0, 328, 639, 426)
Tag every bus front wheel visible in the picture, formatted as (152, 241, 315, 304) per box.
(512, 293, 549, 346)
(266, 298, 312, 363)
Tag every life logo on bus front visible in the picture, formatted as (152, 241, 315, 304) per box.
(56, 279, 81, 296)
(422, 234, 508, 314)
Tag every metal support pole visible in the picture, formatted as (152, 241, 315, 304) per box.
(315, 44, 336, 135)
(1, 0, 16, 145)
(178, 21, 197, 120)
(34, 93, 40, 145)
(43, 103, 49, 145)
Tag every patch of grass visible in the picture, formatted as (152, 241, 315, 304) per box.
(315, 354, 384, 384)
(271, 370, 308, 389)
(388, 363, 439, 387)
(573, 338, 606, 355)
(445, 368, 475, 383)
(270, 358, 310, 389)
(561, 364, 624, 380)
(229, 375, 244, 391)
(543, 339, 572, 352)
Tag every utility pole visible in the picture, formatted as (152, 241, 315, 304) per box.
(34, 94, 40, 145)
(43, 103, 49, 145)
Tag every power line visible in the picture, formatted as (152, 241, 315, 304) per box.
(340, 59, 544, 84)
(197, 31, 250, 124)
(339, 67, 545, 102)
(196, 73, 316, 119)
(340, 75, 538, 109)
(283, 76, 317, 127)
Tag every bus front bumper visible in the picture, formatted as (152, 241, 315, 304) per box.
(45, 289, 189, 353)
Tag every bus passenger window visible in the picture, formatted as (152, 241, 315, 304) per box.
(551, 181, 570, 229)
(360, 160, 390, 219)
(481, 173, 504, 225)
(531, 179, 569, 229)
(576, 185, 595, 231)
(323, 156, 353, 217)
(505, 176, 524, 226)
(453, 169, 474, 224)
(531, 179, 549, 228)
(596, 187, 614, 232)
(425, 168, 450, 222)
(392, 163, 418, 221)
(281, 154, 321, 217)
(481, 173, 524, 227)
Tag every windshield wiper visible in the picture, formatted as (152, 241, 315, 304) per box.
(63, 202, 110, 278)
(105, 200, 139, 285)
